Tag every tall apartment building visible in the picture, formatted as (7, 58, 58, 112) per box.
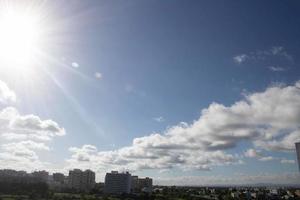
(68, 169, 95, 191)
(53, 172, 65, 183)
(104, 171, 132, 194)
(296, 142, 300, 172)
(32, 170, 49, 182)
(131, 175, 139, 192)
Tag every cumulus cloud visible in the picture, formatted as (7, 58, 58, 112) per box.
(0, 106, 66, 171)
(0, 107, 65, 139)
(0, 80, 16, 104)
(0, 80, 65, 171)
(0, 140, 50, 171)
(67, 81, 300, 172)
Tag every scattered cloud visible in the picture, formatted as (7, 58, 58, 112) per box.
(0, 80, 16, 105)
(233, 46, 293, 70)
(233, 54, 248, 64)
(244, 149, 262, 158)
(71, 62, 79, 68)
(258, 156, 274, 162)
(244, 149, 275, 162)
(0, 140, 52, 171)
(154, 116, 165, 123)
(155, 173, 300, 186)
(67, 81, 300, 172)
(94, 72, 102, 79)
(0, 80, 66, 171)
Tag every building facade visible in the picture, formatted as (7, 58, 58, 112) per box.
(138, 177, 153, 192)
(32, 170, 49, 182)
(131, 176, 153, 193)
(68, 169, 95, 191)
(53, 172, 65, 183)
(104, 171, 132, 194)
(296, 142, 300, 172)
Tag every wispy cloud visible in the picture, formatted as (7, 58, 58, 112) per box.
(154, 116, 165, 122)
(233, 46, 293, 66)
(280, 159, 295, 164)
(268, 66, 286, 72)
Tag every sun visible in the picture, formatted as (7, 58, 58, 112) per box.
(0, 8, 40, 69)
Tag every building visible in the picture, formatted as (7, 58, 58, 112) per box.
(68, 169, 95, 191)
(104, 171, 132, 194)
(296, 142, 300, 171)
(138, 177, 153, 192)
(130, 176, 153, 193)
(53, 172, 65, 183)
(131, 176, 139, 192)
(31, 170, 49, 182)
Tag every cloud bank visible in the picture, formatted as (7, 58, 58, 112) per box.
(0, 80, 65, 171)
(67, 81, 300, 174)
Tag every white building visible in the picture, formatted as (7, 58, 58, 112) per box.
(104, 171, 132, 194)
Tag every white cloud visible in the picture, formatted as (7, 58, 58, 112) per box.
(0, 80, 65, 171)
(244, 149, 261, 158)
(269, 66, 286, 72)
(95, 72, 102, 79)
(258, 156, 274, 162)
(154, 116, 165, 122)
(67, 81, 300, 172)
(244, 149, 275, 162)
(71, 62, 79, 68)
(0, 80, 16, 105)
(233, 46, 293, 67)
(233, 54, 248, 64)
(0, 140, 50, 171)
(280, 159, 295, 164)
(0, 107, 66, 139)
(0, 107, 65, 171)
(155, 173, 300, 186)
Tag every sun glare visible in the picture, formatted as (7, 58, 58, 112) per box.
(0, 9, 40, 69)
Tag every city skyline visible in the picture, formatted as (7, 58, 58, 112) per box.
(0, 0, 300, 186)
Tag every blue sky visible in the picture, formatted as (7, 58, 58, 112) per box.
(0, 0, 300, 185)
